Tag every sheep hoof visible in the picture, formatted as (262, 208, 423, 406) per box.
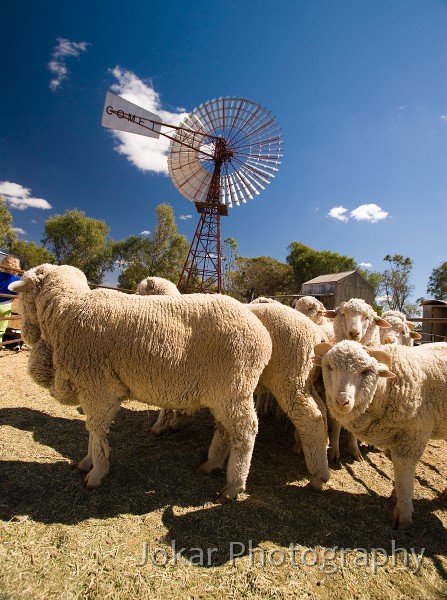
(351, 450, 364, 462)
(198, 461, 223, 475)
(73, 463, 92, 474)
(392, 516, 412, 532)
(84, 471, 104, 489)
(327, 448, 340, 464)
(307, 476, 324, 491)
(216, 493, 233, 504)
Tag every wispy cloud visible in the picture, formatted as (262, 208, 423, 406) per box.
(328, 203, 388, 224)
(328, 206, 349, 222)
(441, 114, 447, 121)
(12, 227, 26, 235)
(48, 37, 90, 91)
(107, 67, 189, 174)
(0, 181, 52, 210)
(140, 230, 151, 235)
(358, 262, 372, 268)
(179, 214, 193, 220)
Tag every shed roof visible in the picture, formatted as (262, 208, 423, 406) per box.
(421, 299, 447, 306)
(302, 270, 358, 285)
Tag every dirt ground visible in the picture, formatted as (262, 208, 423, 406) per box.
(1, 348, 446, 599)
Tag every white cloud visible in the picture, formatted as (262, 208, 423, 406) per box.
(441, 114, 447, 121)
(12, 227, 26, 235)
(107, 67, 189, 174)
(0, 181, 52, 211)
(350, 204, 388, 223)
(140, 230, 151, 236)
(179, 214, 192, 220)
(48, 37, 90, 91)
(328, 206, 349, 222)
(358, 262, 372, 268)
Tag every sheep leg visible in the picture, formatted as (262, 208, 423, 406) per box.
(82, 398, 122, 489)
(209, 402, 258, 504)
(282, 394, 330, 490)
(390, 439, 426, 531)
(328, 419, 341, 463)
(347, 432, 363, 461)
(151, 409, 176, 436)
(75, 433, 93, 473)
(292, 430, 302, 455)
(199, 422, 230, 475)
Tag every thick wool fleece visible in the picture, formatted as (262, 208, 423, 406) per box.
(320, 340, 447, 530)
(248, 302, 330, 489)
(10, 264, 272, 501)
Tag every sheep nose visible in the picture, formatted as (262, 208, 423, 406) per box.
(336, 395, 350, 407)
(349, 331, 361, 341)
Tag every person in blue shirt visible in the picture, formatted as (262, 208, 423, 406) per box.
(0, 255, 21, 340)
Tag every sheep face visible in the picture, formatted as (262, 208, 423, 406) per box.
(380, 317, 408, 346)
(314, 341, 395, 417)
(326, 299, 390, 343)
(294, 297, 325, 324)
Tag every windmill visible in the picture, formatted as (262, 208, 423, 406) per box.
(102, 93, 283, 293)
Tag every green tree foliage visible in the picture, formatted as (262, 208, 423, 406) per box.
(113, 204, 189, 290)
(379, 254, 414, 313)
(286, 242, 356, 290)
(427, 261, 447, 300)
(229, 255, 294, 302)
(357, 268, 383, 296)
(0, 195, 17, 249)
(222, 237, 239, 294)
(43, 209, 114, 284)
(8, 239, 55, 270)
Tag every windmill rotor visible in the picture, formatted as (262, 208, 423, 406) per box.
(167, 97, 283, 210)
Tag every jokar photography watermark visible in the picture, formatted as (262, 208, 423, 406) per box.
(136, 540, 425, 574)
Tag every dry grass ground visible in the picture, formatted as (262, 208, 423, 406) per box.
(0, 348, 446, 599)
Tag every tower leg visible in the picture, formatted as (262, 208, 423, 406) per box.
(178, 205, 222, 293)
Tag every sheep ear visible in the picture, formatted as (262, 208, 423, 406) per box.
(314, 341, 334, 356)
(378, 366, 396, 378)
(365, 348, 393, 369)
(410, 330, 422, 339)
(324, 310, 337, 320)
(407, 321, 416, 330)
(312, 355, 322, 366)
(374, 315, 391, 328)
(8, 278, 35, 292)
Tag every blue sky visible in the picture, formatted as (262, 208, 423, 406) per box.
(1, 0, 446, 300)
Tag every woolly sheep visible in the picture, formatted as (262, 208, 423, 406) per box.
(325, 298, 391, 462)
(380, 313, 421, 347)
(139, 282, 331, 490)
(10, 264, 272, 503)
(380, 310, 421, 347)
(136, 276, 181, 297)
(293, 296, 335, 341)
(313, 340, 447, 530)
(248, 302, 330, 490)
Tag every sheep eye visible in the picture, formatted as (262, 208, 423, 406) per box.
(361, 369, 371, 376)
